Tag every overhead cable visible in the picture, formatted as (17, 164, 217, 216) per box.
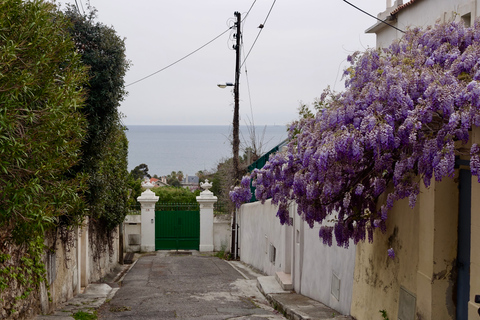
(74, 0, 81, 13)
(343, 0, 405, 33)
(79, 0, 85, 14)
(242, 0, 257, 22)
(126, 27, 232, 87)
(241, 0, 277, 68)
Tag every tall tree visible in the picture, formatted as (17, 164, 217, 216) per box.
(130, 163, 151, 180)
(64, 5, 130, 229)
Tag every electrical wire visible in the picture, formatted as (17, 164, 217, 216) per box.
(79, 0, 85, 14)
(241, 0, 277, 68)
(343, 0, 405, 33)
(242, 0, 257, 22)
(127, 0, 259, 87)
(74, 0, 81, 13)
(241, 36, 255, 127)
(126, 27, 232, 87)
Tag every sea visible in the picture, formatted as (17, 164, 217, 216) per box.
(125, 125, 289, 177)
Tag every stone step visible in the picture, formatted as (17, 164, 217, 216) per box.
(124, 252, 135, 264)
(257, 276, 290, 295)
(275, 271, 293, 291)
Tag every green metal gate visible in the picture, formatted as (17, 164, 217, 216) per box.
(155, 203, 200, 250)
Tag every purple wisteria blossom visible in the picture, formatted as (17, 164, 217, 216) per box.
(229, 176, 252, 208)
(230, 20, 480, 250)
(387, 248, 395, 260)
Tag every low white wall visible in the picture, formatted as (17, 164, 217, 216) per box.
(238, 199, 356, 316)
(213, 214, 231, 252)
(124, 215, 141, 252)
(238, 199, 290, 276)
(296, 214, 356, 315)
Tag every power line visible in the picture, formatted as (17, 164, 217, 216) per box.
(126, 27, 232, 87)
(343, 0, 405, 33)
(78, 0, 85, 14)
(241, 0, 277, 68)
(74, 0, 81, 13)
(241, 35, 255, 126)
(242, 0, 257, 22)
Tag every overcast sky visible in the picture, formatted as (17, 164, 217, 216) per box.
(57, 1, 387, 126)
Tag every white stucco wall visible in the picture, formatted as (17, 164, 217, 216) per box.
(238, 199, 356, 315)
(213, 214, 231, 252)
(370, 0, 478, 49)
(238, 200, 290, 276)
(124, 215, 141, 252)
(296, 215, 356, 315)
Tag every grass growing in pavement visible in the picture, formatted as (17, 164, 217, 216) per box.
(72, 311, 97, 320)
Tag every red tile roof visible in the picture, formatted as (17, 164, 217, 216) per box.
(390, 0, 420, 16)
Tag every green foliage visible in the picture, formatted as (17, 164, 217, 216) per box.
(127, 175, 142, 206)
(152, 186, 200, 203)
(130, 163, 151, 180)
(1, 238, 49, 317)
(166, 171, 182, 187)
(64, 6, 130, 230)
(64, 6, 129, 158)
(214, 245, 229, 259)
(72, 310, 97, 320)
(379, 309, 389, 320)
(0, 0, 88, 244)
(0, 0, 89, 314)
(88, 126, 129, 229)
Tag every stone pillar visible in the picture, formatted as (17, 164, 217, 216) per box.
(137, 179, 159, 252)
(196, 179, 217, 252)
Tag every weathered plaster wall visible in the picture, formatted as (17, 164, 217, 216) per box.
(41, 229, 80, 314)
(38, 222, 119, 316)
(351, 196, 419, 320)
(88, 226, 119, 283)
(351, 176, 459, 320)
(469, 126, 480, 319)
(0, 243, 42, 319)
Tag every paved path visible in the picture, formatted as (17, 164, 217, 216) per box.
(97, 251, 286, 319)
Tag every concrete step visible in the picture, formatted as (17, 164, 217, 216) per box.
(124, 252, 135, 264)
(257, 276, 290, 295)
(275, 271, 293, 291)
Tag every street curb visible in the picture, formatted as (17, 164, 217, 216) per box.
(256, 276, 354, 320)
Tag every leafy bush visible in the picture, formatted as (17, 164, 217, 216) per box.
(0, 0, 89, 315)
(0, 0, 88, 247)
(152, 187, 200, 203)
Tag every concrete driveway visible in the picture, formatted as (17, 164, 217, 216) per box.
(97, 251, 286, 320)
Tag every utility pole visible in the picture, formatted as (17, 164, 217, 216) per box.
(232, 11, 241, 259)
(233, 11, 241, 182)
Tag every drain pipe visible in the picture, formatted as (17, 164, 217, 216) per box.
(234, 208, 239, 259)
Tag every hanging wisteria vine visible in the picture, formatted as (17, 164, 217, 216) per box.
(230, 20, 480, 249)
